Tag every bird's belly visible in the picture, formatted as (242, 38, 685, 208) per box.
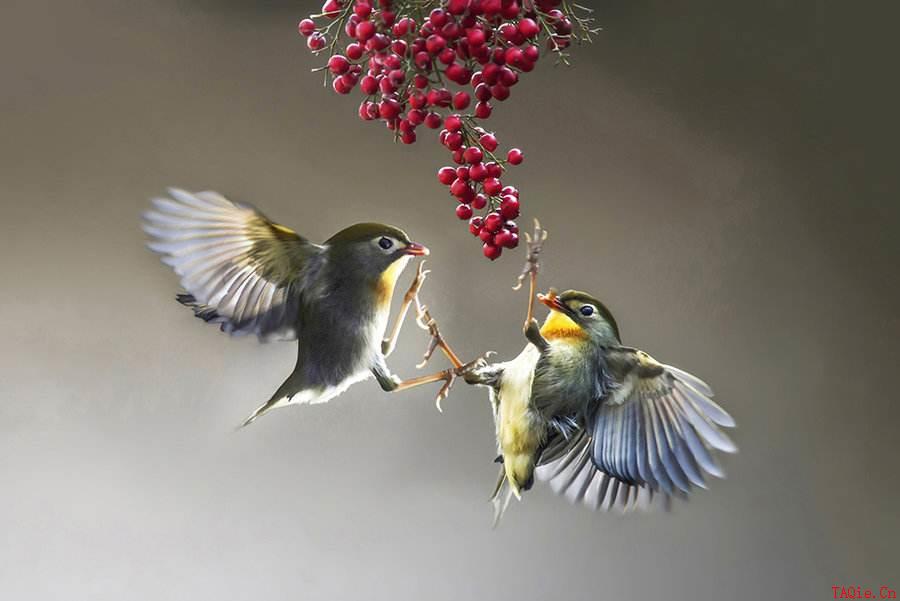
(496, 345, 542, 492)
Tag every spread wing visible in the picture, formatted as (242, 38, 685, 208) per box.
(589, 348, 737, 496)
(536, 430, 654, 512)
(143, 189, 325, 341)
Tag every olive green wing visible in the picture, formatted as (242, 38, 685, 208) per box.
(142, 189, 325, 341)
(589, 347, 737, 496)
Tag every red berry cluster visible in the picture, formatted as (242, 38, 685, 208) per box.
(298, 0, 596, 259)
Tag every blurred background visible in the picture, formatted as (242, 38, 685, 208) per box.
(1, 1, 897, 599)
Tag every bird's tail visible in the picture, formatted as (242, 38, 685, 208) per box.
(236, 375, 302, 429)
(490, 466, 516, 527)
(237, 394, 292, 429)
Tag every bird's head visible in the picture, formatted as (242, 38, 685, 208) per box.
(325, 223, 428, 303)
(537, 288, 621, 344)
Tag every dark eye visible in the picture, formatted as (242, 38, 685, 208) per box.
(580, 305, 595, 317)
(378, 237, 394, 250)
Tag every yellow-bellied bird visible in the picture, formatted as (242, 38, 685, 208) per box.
(465, 288, 737, 523)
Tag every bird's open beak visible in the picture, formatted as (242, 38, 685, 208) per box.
(404, 242, 430, 256)
(538, 289, 566, 312)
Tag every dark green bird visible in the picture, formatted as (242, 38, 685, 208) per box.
(143, 188, 443, 427)
(465, 288, 737, 523)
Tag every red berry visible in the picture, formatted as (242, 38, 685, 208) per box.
(355, 20, 375, 41)
(472, 193, 488, 209)
(401, 130, 417, 144)
(482, 243, 502, 260)
(467, 27, 486, 47)
(408, 91, 426, 109)
(414, 74, 429, 88)
(501, 185, 519, 197)
(484, 212, 503, 232)
(298, 19, 316, 36)
(426, 34, 446, 54)
(307, 33, 327, 50)
(438, 167, 457, 185)
(391, 39, 408, 55)
(332, 75, 353, 94)
(479, 228, 494, 243)
(328, 54, 350, 74)
(444, 132, 463, 150)
(444, 114, 462, 132)
(358, 101, 376, 120)
(450, 178, 470, 197)
(322, 0, 342, 18)
(354, 2, 372, 18)
(483, 178, 502, 196)
(346, 42, 364, 59)
(474, 83, 492, 102)
(479, 133, 498, 151)
(518, 18, 540, 38)
(491, 84, 510, 101)
(379, 98, 401, 119)
(499, 23, 518, 42)
(360, 75, 378, 95)
(469, 216, 484, 235)
(464, 146, 483, 164)
(475, 101, 492, 118)
(494, 229, 519, 249)
(456, 166, 470, 181)
(369, 33, 390, 51)
(500, 196, 520, 219)
(499, 66, 519, 86)
(448, 0, 469, 15)
(451, 148, 465, 164)
(424, 112, 442, 128)
(456, 204, 473, 220)
(469, 162, 488, 181)
(379, 77, 396, 94)
(482, 62, 500, 84)
(507, 148, 524, 165)
(407, 109, 425, 125)
(501, 0, 520, 19)
(388, 69, 405, 85)
(453, 91, 471, 110)
(493, 228, 511, 248)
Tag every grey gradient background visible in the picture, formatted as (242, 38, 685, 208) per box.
(1, 1, 898, 599)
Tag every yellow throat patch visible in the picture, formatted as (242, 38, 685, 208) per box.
(540, 310, 588, 341)
(374, 255, 410, 308)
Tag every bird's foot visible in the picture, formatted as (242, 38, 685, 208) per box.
(433, 368, 457, 413)
(415, 303, 463, 369)
(512, 218, 548, 291)
(404, 260, 430, 304)
(433, 352, 496, 411)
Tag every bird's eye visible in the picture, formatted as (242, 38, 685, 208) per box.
(378, 237, 394, 250)
(580, 305, 595, 317)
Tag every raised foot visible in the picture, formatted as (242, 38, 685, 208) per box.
(512, 218, 548, 291)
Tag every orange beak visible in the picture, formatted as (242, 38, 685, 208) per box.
(404, 242, 430, 256)
(537, 289, 565, 312)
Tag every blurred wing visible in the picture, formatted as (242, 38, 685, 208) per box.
(590, 348, 737, 496)
(535, 430, 654, 512)
(143, 189, 324, 341)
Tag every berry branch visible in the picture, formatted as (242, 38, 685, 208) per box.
(298, 0, 595, 259)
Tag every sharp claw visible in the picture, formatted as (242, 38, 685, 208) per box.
(434, 370, 456, 413)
